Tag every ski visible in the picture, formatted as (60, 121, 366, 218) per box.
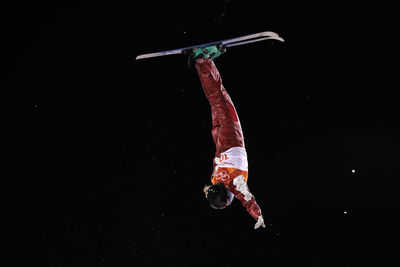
(135, 31, 284, 60)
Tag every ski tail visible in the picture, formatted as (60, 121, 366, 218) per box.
(224, 36, 284, 48)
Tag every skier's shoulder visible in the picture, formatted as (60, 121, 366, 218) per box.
(212, 167, 248, 186)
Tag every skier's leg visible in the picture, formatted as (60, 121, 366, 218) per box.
(195, 58, 244, 156)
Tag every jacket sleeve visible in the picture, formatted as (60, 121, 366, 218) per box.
(228, 175, 262, 220)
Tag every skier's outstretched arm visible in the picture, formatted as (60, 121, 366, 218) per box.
(228, 176, 266, 229)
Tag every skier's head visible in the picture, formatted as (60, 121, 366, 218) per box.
(203, 183, 229, 209)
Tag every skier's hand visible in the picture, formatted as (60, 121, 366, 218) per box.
(254, 215, 266, 230)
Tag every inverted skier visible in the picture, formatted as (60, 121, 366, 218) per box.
(186, 45, 266, 229)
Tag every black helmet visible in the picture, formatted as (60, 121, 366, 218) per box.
(206, 183, 228, 209)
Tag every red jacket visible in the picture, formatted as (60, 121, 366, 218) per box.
(211, 147, 262, 220)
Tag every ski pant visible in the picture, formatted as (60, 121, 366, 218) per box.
(195, 58, 244, 157)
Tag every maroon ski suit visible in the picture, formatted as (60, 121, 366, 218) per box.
(195, 58, 262, 221)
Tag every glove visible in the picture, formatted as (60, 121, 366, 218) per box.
(254, 215, 266, 230)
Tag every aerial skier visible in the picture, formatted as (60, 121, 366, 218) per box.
(136, 31, 284, 229)
(186, 45, 266, 229)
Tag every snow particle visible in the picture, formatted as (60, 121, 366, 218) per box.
(344, 211, 348, 214)
(351, 169, 356, 173)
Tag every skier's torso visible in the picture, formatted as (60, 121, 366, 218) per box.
(211, 146, 255, 207)
(211, 146, 248, 185)
(211, 147, 249, 206)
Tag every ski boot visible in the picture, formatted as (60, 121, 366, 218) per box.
(184, 44, 226, 68)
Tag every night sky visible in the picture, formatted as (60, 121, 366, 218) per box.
(3, 2, 399, 266)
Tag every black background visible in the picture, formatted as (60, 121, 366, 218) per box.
(3, 1, 399, 266)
